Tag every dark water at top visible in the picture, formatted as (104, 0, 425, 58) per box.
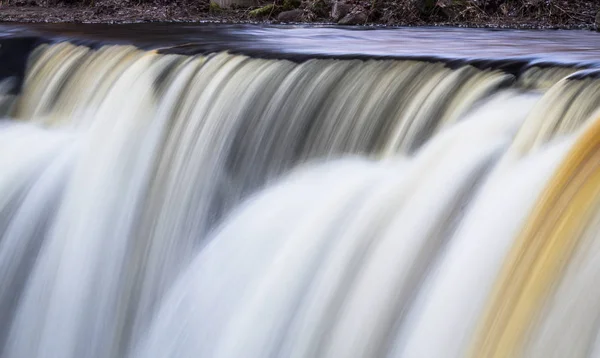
(1, 23, 600, 66)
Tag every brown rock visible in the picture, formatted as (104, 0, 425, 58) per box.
(338, 10, 367, 25)
(277, 9, 304, 22)
(331, 1, 351, 21)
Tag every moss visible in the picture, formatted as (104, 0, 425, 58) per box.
(209, 1, 221, 12)
(249, 4, 277, 17)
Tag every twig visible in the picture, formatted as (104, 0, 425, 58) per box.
(365, 0, 376, 25)
(469, 1, 485, 15)
(268, 0, 275, 17)
(552, 3, 588, 23)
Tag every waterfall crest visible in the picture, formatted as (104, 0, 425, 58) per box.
(1, 41, 600, 358)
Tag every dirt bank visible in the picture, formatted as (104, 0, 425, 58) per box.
(0, 0, 598, 29)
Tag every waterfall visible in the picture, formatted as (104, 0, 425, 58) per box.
(1, 40, 600, 358)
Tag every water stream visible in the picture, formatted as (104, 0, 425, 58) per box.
(1, 24, 600, 358)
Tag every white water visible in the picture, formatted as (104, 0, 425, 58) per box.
(1, 41, 600, 358)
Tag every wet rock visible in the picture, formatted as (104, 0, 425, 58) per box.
(338, 10, 367, 24)
(277, 8, 303, 21)
(331, 1, 351, 21)
(596, 11, 600, 31)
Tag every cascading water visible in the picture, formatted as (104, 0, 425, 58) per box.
(1, 30, 600, 358)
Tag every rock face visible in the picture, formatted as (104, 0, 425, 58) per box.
(331, 1, 351, 21)
(338, 10, 367, 24)
(596, 11, 600, 30)
(210, 0, 256, 8)
(277, 8, 304, 22)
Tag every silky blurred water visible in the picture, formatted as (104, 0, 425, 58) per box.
(2, 23, 600, 64)
(1, 24, 600, 358)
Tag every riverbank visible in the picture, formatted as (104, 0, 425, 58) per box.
(0, 0, 597, 30)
